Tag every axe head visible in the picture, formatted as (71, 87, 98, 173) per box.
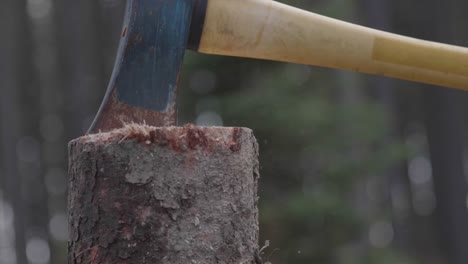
(88, 0, 207, 133)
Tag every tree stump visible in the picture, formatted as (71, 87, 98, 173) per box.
(68, 124, 260, 264)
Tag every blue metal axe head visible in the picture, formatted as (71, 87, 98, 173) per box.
(88, 0, 206, 133)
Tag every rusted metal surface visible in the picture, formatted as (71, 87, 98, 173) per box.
(89, 91, 177, 133)
(89, 0, 196, 133)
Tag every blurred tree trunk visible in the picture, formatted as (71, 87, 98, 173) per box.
(97, 0, 126, 78)
(0, 1, 29, 263)
(333, 1, 375, 255)
(358, 0, 414, 253)
(407, 0, 468, 263)
(392, 0, 468, 262)
(391, 1, 439, 263)
(424, 74, 468, 258)
(424, 87, 468, 264)
(54, 0, 106, 137)
(27, 0, 68, 262)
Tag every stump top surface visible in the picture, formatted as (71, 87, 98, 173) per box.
(73, 123, 252, 153)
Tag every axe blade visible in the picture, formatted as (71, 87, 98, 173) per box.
(88, 0, 194, 133)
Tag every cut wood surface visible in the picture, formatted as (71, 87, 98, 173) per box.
(68, 124, 260, 264)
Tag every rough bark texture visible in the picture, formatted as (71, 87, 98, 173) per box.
(68, 124, 260, 264)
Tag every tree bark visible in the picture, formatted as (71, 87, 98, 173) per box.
(421, 1, 468, 264)
(0, 0, 29, 263)
(68, 125, 260, 264)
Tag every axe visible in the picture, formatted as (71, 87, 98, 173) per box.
(89, 0, 468, 133)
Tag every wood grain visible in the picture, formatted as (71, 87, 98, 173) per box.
(199, 0, 468, 90)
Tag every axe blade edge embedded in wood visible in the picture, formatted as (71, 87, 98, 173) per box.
(89, 0, 199, 133)
(89, 0, 468, 134)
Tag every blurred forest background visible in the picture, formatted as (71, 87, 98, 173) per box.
(1, 0, 468, 263)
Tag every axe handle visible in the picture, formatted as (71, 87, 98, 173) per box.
(197, 0, 468, 90)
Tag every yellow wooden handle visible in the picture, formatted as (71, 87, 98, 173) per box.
(198, 0, 468, 90)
